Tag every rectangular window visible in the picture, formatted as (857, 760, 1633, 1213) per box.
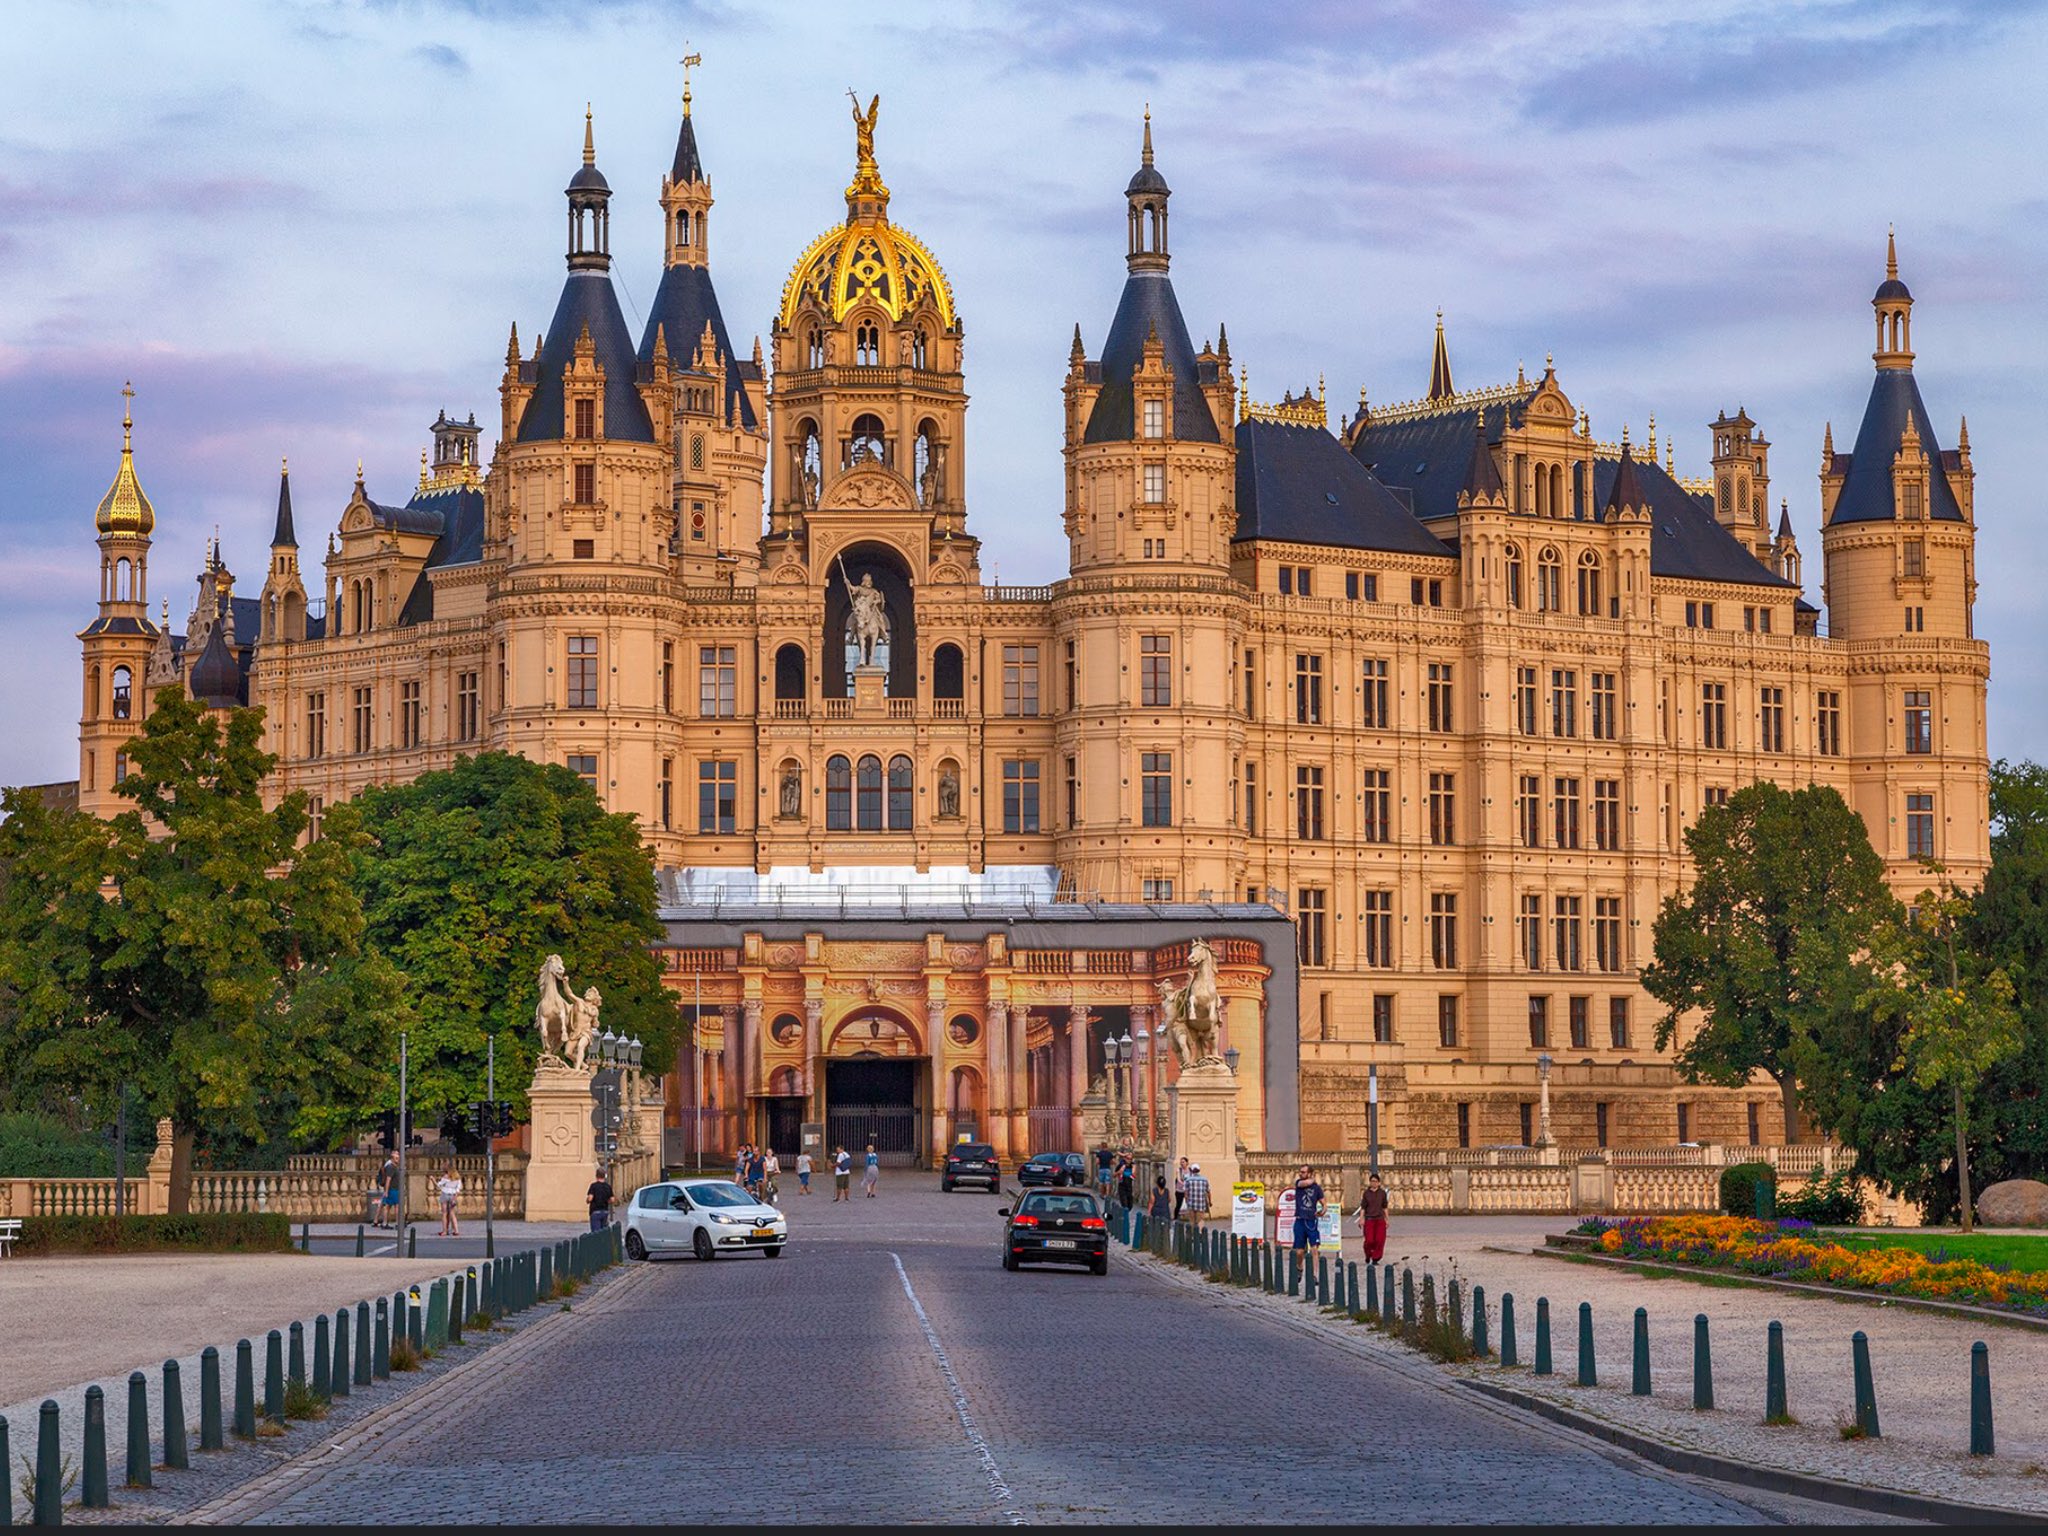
(573, 397, 594, 440)
(1553, 895, 1583, 972)
(1141, 877, 1175, 902)
(1904, 539, 1925, 577)
(1517, 775, 1542, 849)
(1700, 681, 1728, 749)
(1593, 779, 1621, 852)
(1569, 995, 1591, 1050)
(1412, 576, 1425, 605)
(1140, 634, 1172, 707)
(571, 537, 595, 560)
(1439, 997, 1461, 1051)
(306, 691, 326, 759)
(1528, 995, 1550, 1049)
(1905, 605, 1924, 632)
(1244, 760, 1258, 836)
(1677, 1103, 1692, 1144)
(1748, 1101, 1761, 1145)
(1296, 567, 1313, 597)
(1141, 751, 1173, 827)
(1359, 573, 1377, 602)
(399, 679, 422, 749)
(1143, 464, 1166, 503)
(457, 672, 479, 741)
(1361, 658, 1390, 729)
(1521, 1102, 1535, 1147)
(1907, 792, 1936, 860)
(660, 642, 674, 715)
(1296, 888, 1327, 967)
(1515, 667, 1539, 737)
(1759, 607, 1773, 633)
(1295, 764, 1325, 840)
(1759, 686, 1786, 753)
(567, 753, 598, 791)
(572, 462, 595, 504)
(1002, 645, 1040, 717)
(1143, 399, 1164, 439)
(659, 758, 673, 830)
(1520, 893, 1544, 970)
(1243, 649, 1257, 717)
(1362, 891, 1393, 969)
(697, 760, 738, 834)
(1428, 772, 1456, 846)
(1345, 571, 1358, 601)
(1817, 691, 1843, 756)
(497, 641, 508, 712)
(1551, 668, 1577, 738)
(1002, 760, 1041, 834)
(1279, 566, 1293, 596)
(114, 753, 127, 784)
(1595, 896, 1623, 973)
(1294, 653, 1323, 724)
(1596, 1102, 1610, 1148)
(1743, 605, 1757, 634)
(1427, 663, 1455, 733)
(1065, 640, 1078, 709)
(1903, 690, 1932, 754)
(1361, 769, 1391, 844)
(306, 793, 322, 841)
(691, 645, 733, 717)
(566, 635, 600, 710)
(1372, 993, 1395, 1043)
(1704, 785, 1730, 809)
(1429, 892, 1458, 970)
(351, 686, 373, 753)
(1609, 996, 1631, 1050)
(1553, 776, 1581, 850)
(1590, 671, 1618, 740)
(1065, 755, 1079, 829)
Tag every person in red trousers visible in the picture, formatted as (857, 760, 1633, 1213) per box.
(1356, 1172, 1390, 1264)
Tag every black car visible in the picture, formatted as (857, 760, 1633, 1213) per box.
(1016, 1151, 1079, 1187)
(942, 1142, 1000, 1192)
(1001, 1189, 1109, 1274)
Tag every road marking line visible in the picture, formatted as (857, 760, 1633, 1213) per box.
(889, 1251, 1024, 1526)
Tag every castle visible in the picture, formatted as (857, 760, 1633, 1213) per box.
(75, 85, 1988, 1161)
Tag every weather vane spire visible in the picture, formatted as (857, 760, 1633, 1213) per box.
(681, 47, 700, 115)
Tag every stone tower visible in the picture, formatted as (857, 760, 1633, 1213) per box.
(77, 385, 159, 815)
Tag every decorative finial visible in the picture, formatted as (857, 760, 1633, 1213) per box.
(1647, 412, 1657, 453)
(1238, 363, 1249, 413)
(121, 381, 134, 450)
(583, 105, 595, 166)
(681, 48, 700, 115)
(1886, 224, 1897, 280)
(1142, 104, 1154, 167)
(355, 457, 364, 485)
(1544, 350, 1553, 371)
(1621, 422, 1631, 448)
(1516, 359, 1526, 387)
(281, 455, 288, 475)
(1666, 439, 1676, 473)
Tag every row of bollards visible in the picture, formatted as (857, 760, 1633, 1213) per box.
(1111, 1214, 1999, 1461)
(5, 1226, 626, 1522)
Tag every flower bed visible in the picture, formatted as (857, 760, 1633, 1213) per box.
(1585, 1213, 2048, 1316)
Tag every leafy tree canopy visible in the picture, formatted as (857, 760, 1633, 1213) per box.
(349, 752, 673, 1130)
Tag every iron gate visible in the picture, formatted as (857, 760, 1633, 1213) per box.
(825, 1057, 925, 1166)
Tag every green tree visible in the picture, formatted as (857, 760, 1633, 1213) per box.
(1642, 782, 1898, 1142)
(0, 687, 407, 1208)
(349, 752, 673, 1131)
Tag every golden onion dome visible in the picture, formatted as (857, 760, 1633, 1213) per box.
(776, 93, 956, 330)
(95, 384, 155, 537)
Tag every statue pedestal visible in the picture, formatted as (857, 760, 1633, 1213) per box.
(851, 663, 887, 716)
(1167, 1063, 1240, 1206)
(523, 1061, 598, 1222)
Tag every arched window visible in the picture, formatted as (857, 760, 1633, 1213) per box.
(774, 643, 806, 702)
(1534, 467, 1549, 518)
(1537, 548, 1563, 613)
(848, 413, 887, 467)
(912, 329, 928, 370)
(111, 665, 132, 720)
(807, 329, 825, 369)
(115, 558, 131, 601)
(855, 322, 880, 366)
(1551, 464, 1566, 520)
(856, 753, 884, 830)
(932, 643, 964, 700)
(887, 755, 913, 830)
(826, 755, 852, 830)
(913, 419, 940, 505)
(1577, 553, 1603, 617)
(1504, 544, 1523, 609)
(87, 664, 101, 721)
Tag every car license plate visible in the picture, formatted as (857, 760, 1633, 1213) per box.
(1045, 1238, 1077, 1249)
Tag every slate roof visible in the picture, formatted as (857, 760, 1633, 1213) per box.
(672, 112, 703, 183)
(1082, 271, 1219, 445)
(1349, 391, 1538, 519)
(1826, 368, 1963, 525)
(1233, 416, 1453, 558)
(396, 483, 486, 625)
(516, 270, 656, 445)
(1589, 455, 1795, 588)
(188, 622, 246, 707)
(639, 262, 758, 429)
(271, 469, 295, 547)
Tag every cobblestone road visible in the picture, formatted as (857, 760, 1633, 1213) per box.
(192, 1181, 1851, 1524)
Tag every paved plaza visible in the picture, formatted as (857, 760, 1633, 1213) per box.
(168, 1178, 1860, 1526)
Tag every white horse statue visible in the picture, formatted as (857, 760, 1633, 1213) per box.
(535, 954, 593, 1069)
(1160, 937, 1225, 1069)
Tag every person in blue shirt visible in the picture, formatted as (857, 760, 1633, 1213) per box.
(862, 1143, 881, 1198)
(1290, 1164, 1326, 1254)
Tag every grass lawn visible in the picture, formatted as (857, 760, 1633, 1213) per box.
(1830, 1229, 2048, 1273)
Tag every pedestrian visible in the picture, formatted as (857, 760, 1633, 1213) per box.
(1116, 1155, 1135, 1211)
(437, 1165, 463, 1237)
(1182, 1163, 1211, 1221)
(586, 1165, 614, 1234)
(734, 1142, 750, 1186)
(1290, 1163, 1325, 1256)
(796, 1149, 813, 1195)
(833, 1145, 852, 1201)
(762, 1147, 782, 1206)
(747, 1145, 766, 1197)
(1094, 1146, 1113, 1198)
(376, 1154, 400, 1229)
(1147, 1174, 1171, 1222)
(1172, 1156, 1189, 1220)
(1356, 1172, 1390, 1264)
(862, 1142, 880, 1198)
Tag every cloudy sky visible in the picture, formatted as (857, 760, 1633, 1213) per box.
(3, 0, 2044, 788)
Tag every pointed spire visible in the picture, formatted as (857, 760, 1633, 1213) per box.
(1823, 421, 1835, 457)
(1141, 103, 1154, 168)
(1460, 413, 1504, 504)
(1428, 309, 1453, 402)
(1216, 320, 1229, 359)
(1776, 501, 1793, 540)
(506, 321, 520, 366)
(1070, 322, 1085, 363)
(1958, 415, 1970, 451)
(1604, 434, 1645, 520)
(583, 104, 595, 167)
(94, 380, 156, 537)
(1886, 223, 1898, 280)
(271, 457, 295, 548)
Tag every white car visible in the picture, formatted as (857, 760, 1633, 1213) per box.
(623, 1178, 788, 1261)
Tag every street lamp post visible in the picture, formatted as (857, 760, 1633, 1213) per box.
(1368, 1062, 1380, 1178)
(1133, 1028, 1150, 1146)
(1116, 1032, 1134, 1144)
(1103, 1035, 1124, 1147)
(1536, 1052, 1556, 1149)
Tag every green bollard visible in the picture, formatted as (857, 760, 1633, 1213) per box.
(1402, 1268, 1416, 1329)
(163, 1359, 189, 1470)
(1577, 1302, 1597, 1387)
(1969, 1341, 1992, 1456)
(406, 1225, 416, 1258)
(1317, 1254, 1330, 1306)
(1348, 1262, 1362, 1320)
(448, 1275, 465, 1345)
(1264, 1243, 1276, 1293)
(330, 1312, 351, 1401)
(1381, 1262, 1395, 1323)
(1534, 1299, 1553, 1375)
(373, 1300, 390, 1379)
(1851, 1331, 1879, 1438)
(233, 1339, 256, 1438)
(1472, 1285, 1488, 1355)
(264, 1330, 285, 1426)
(1287, 1250, 1300, 1298)
(354, 1301, 372, 1386)
(125, 1371, 152, 1488)
(0, 1413, 9, 1528)
(35, 1401, 62, 1525)
(82, 1384, 108, 1508)
(312, 1314, 330, 1399)
(392, 1291, 409, 1352)
(1692, 1314, 1714, 1410)
(480, 1260, 495, 1319)
(427, 1280, 449, 1350)
(355, 1224, 364, 1258)
(300, 1220, 310, 1254)
(287, 1321, 306, 1391)
(1500, 1293, 1518, 1367)
(1765, 1320, 1787, 1422)
(1364, 1263, 1379, 1320)
(1632, 1308, 1651, 1396)
(200, 1346, 223, 1449)
(408, 1287, 424, 1353)
(1449, 1278, 1464, 1340)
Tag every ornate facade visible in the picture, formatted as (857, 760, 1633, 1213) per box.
(76, 92, 1988, 1160)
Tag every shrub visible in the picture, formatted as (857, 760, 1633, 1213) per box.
(1779, 1168, 1863, 1226)
(1719, 1161, 1778, 1218)
(16, 1212, 294, 1256)
(282, 1380, 326, 1421)
(0, 1111, 114, 1178)
(389, 1336, 421, 1372)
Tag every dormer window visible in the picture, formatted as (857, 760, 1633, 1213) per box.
(1902, 482, 1925, 521)
(574, 397, 595, 440)
(1143, 399, 1164, 439)
(1143, 464, 1166, 503)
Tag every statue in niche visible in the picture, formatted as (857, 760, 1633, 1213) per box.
(837, 556, 888, 669)
(937, 764, 961, 819)
(779, 762, 803, 819)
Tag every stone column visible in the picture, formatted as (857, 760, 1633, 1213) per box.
(1067, 1005, 1092, 1152)
(928, 997, 948, 1164)
(147, 1118, 175, 1217)
(721, 1005, 740, 1154)
(803, 996, 823, 1110)
(1009, 1006, 1028, 1146)
(741, 999, 762, 1147)
(985, 999, 1009, 1159)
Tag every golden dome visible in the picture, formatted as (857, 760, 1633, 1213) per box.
(776, 93, 955, 330)
(95, 384, 155, 537)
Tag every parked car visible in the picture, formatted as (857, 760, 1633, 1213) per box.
(999, 1188, 1109, 1274)
(622, 1178, 787, 1261)
(1016, 1151, 1081, 1188)
(943, 1142, 1000, 1192)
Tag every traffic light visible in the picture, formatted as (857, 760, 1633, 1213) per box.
(494, 1100, 518, 1138)
(375, 1110, 397, 1151)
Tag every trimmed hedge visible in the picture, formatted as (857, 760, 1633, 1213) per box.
(1718, 1161, 1778, 1217)
(16, 1212, 295, 1256)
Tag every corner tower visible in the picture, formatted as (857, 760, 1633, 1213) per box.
(78, 385, 160, 814)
